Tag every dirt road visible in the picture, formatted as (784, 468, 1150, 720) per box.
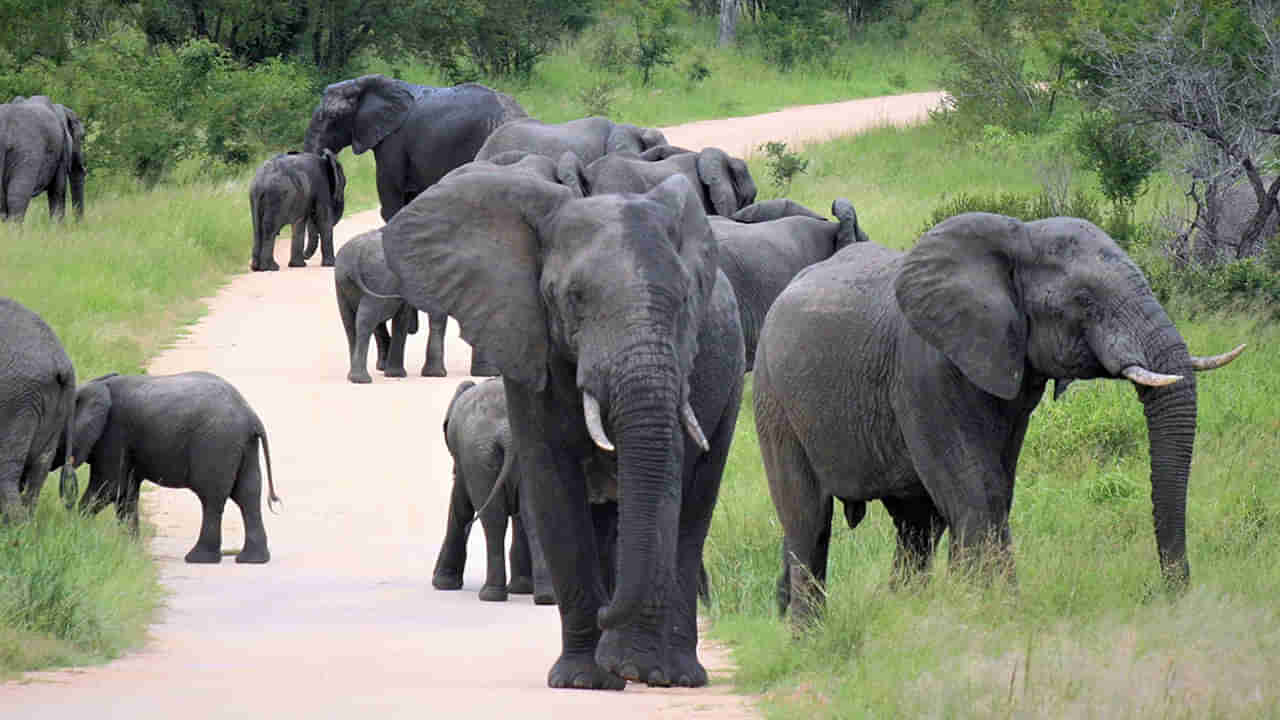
(0, 91, 943, 719)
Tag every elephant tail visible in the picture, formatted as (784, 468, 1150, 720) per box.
(349, 243, 403, 301)
(471, 442, 516, 522)
(58, 368, 78, 509)
(257, 427, 282, 514)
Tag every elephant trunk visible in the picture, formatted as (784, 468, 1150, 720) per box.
(595, 352, 683, 631)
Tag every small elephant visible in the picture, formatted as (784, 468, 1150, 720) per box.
(304, 76, 527, 222)
(712, 197, 868, 370)
(335, 227, 449, 382)
(249, 150, 346, 271)
(0, 96, 85, 222)
(475, 116, 668, 166)
(433, 379, 555, 604)
(754, 213, 1247, 625)
(556, 145, 758, 218)
(59, 372, 281, 564)
(0, 297, 78, 520)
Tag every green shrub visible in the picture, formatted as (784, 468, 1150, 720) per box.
(760, 141, 810, 193)
(922, 189, 1104, 233)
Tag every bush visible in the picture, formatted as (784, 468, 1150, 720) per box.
(760, 141, 810, 193)
(922, 189, 1104, 233)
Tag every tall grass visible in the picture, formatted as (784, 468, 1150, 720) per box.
(704, 124, 1280, 718)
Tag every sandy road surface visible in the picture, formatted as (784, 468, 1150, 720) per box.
(1, 91, 943, 719)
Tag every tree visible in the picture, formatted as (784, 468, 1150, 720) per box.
(719, 0, 739, 46)
(1079, 0, 1280, 261)
(622, 0, 682, 86)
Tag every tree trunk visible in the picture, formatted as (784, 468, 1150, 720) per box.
(718, 0, 738, 47)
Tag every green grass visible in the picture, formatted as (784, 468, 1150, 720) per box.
(704, 124, 1280, 719)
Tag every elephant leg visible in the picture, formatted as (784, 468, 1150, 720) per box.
(288, 219, 307, 267)
(384, 306, 412, 378)
(882, 494, 946, 588)
(432, 477, 473, 590)
(469, 346, 500, 377)
(185, 455, 234, 564)
(114, 467, 141, 537)
(18, 452, 52, 511)
(347, 304, 381, 384)
(3, 174, 36, 223)
(46, 168, 67, 221)
(319, 221, 336, 268)
(760, 423, 832, 626)
(0, 454, 25, 521)
(373, 322, 392, 373)
(521, 507, 557, 605)
(185, 489, 225, 563)
(337, 285, 359, 368)
(477, 507, 510, 601)
(421, 310, 448, 377)
(77, 465, 114, 517)
(508, 514, 534, 594)
(230, 440, 270, 564)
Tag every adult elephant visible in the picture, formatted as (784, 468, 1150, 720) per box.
(754, 213, 1245, 624)
(303, 75, 526, 222)
(712, 197, 868, 370)
(475, 116, 668, 166)
(0, 298, 78, 519)
(0, 96, 85, 222)
(383, 167, 745, 689)
(556, 145, 758, 218)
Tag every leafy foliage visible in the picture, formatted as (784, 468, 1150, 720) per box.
(621, 0, 683, 86)
(760, 141, 810, 193)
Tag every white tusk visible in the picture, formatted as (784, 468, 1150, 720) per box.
(1121, 365, 1183, 387)
(682, 401, 710, 453)
(582, 392, 615, 452)
(1190, 343, 1246, 371)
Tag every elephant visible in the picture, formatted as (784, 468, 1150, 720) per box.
(57, 371, 281, 563)
(0, 297, 78, 520)
(303, 75, 527, 222)
(475, 116, 668, 166)
(753, 212, 1246, 625)
(712, 197, 868, 370)
(249, 150, 346, 271)
(433, 379, 556, 604)
(382, 166, 746, 689)
(0, 96, 85, 222)
(556, 145, 758, 218)
(335, 226, 450, 382)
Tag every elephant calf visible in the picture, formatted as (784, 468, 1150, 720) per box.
(249, 150, 346, 271)
(59, 372, 281, 564)
(433, 379, 554, 604)
(335, 227, 449, 383)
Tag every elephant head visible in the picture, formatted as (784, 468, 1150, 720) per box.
(321, 148, 347, 220)
(894, 213, 1244, 587)
(304, 74, 415, 155)
(606, 123, 669, 155)
(557, 147, 757, 217)
(66, 374, 115, 472)
(383, 167, 717, 627)
(695, 147, 756, 216)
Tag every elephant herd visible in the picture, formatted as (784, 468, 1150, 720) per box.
(0, 74, 1249, 694)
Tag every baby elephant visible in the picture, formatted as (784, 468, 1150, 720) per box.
(249, 150, 346, 271)
(433, 380, 553, 604)
(59, 372, 281, 564)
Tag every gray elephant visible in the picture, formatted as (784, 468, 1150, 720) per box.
(754, 213, 1246, 624)
(0, 297, 78, 520)
(0, 96, 85, 222)
(335, 227, 449, 382)
(556, 145, 758, 218)
(58, 372, 281, 563)
(712, 198, 868, 370)
(475, 116, 668, 166)
(1204, 175, 1279, 261)
(303, 75, 526, 222)
(249, 150, 346, 271)
(383, 166, 745, 689)
(433, 379, 555, 604)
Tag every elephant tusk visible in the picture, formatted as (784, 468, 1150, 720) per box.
(1190, 343, 1246, 371)
(682, 401, 710, 453)
(582, 392, 615, 453)
(1121, 365, 1184, 387)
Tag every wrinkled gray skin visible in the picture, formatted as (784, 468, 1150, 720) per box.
(0, 298, 77, 520)
(433, 379, 556, 605)
(57, 372, 280, 564)
(557, 145, 757, 218)
(335, 227, 448, 382)
(713, 197, 868, 370)
(304, 75, 526, 222)
(1207, 175, 1279, 261)
(756, 213, 1241, 625)
(0, 96, 85, 222)
(383, 166, 745, 689)
(476, 116, 668, 166)
(249, 150, 346, 270)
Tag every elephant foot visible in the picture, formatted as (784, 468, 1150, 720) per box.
(596, 628, 670, 687)
(507, 576, 534, 594)
(185, 547, 223, 564)
(478, 585, 508, 602)
(321, 257, 335, 268)
(288, 259, 306, 268)
(547, 653, 625, 691)
(375, 357, 387, 371)
(421, 364, 447, 378)
(347, 370, 373, 384)
(235, 546, 270, 564)
(265, 261, 280, 271)
(665, 648, 709, 688)
(534, 591, 557, 606)
(432, 572, 464, 590)
(383, 367, 407, 379)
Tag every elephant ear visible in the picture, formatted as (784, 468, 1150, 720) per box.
(647, 174, 718, 365)
(606, 123, 664, 155)
(322, 149, 346, 218)
(696, 147, 743, 216)
(555, 151, 589, 197)
(351, 75, 414, 154)
(72, 381, 112, 467)
(895, 212, 1030, 400)
(382, 167, 574, 390)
